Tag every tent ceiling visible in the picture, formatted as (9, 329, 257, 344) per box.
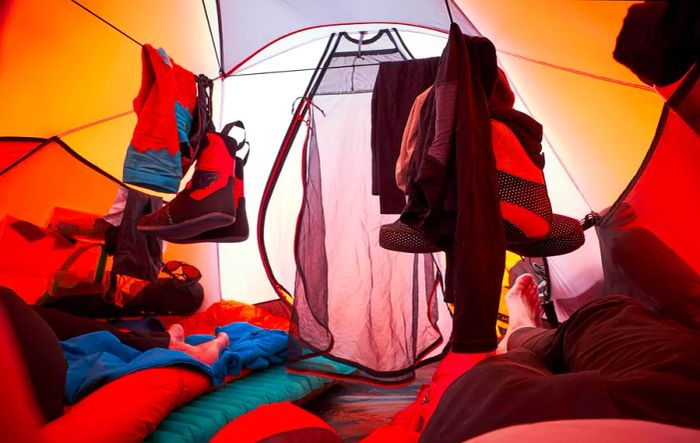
(456, 0, 645, 84)
(217, 0, 475, 73)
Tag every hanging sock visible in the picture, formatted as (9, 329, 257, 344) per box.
(123, 45, 197, 193)
(137, 123, 244, 240)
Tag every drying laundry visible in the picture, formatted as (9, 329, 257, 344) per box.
(371, 57, 439, 214)
(123, 44, 197, 193)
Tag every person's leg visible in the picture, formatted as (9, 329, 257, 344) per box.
(547, 295, 700, 429)
(420, 275, 620, 441)
(0, 287, 66, 423)
(546, 295, 700, 377)
(500, 275, 700, 380)
(32, 304, 169, 351)
(419, 348, 618, 442)
(34, 305, 231, 364)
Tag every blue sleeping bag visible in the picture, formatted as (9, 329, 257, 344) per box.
(62, 322, 288, 403)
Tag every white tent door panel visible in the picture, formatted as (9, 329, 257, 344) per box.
(310, 94, 441, 369)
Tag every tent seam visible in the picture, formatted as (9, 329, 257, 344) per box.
(54, 110, 134, 139)
(498, 50, 655, 92)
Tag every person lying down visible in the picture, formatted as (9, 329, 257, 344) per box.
(0, 287, 287, 423)
(420, 273, 700, 442)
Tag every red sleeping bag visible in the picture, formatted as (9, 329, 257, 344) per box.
(37, 300, 289, 443)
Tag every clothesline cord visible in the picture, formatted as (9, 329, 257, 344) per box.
(444, 0, 455, 24)
(229, 55, 653, 93)
(201, 0, 225, 76)
(54, 110, 134, 139)
(69, 0, 142, 47)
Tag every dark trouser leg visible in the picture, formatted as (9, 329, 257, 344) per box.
(513, 296, 700, 429)
(0, 287, 66, 423)
(548, 295, 700, 429)
(422, 295, 700, 441)
(420, 349, 617, 442)
(506, 327, 556, 359)
(32, 305, 169, 352)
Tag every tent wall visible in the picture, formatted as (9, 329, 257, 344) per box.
(0, 138, 125, 302)
(1, 0, 219, 139)
(1, 0, 223, 304)
(2, 1, 695, 322)
(598, 104, 700, 324)
(456, 0, 665, 210)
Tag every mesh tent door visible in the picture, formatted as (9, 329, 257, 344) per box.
(259, 30, 457, 383)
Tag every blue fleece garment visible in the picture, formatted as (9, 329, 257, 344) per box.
(186, 322, 288, 369)
(62, 322, 289, 404)
(123, 144, 183, 193)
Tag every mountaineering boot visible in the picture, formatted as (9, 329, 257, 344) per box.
(379, 220, 448, 253)
(137, 129, 238, 240)
(380, 118, 553, 254)
(168, 152, 249, 243)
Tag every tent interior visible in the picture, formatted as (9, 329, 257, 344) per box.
(1, 0, 698, 442)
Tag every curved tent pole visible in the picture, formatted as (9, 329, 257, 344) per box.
(256, 33, 340, 304)
(223, 22, 451, 76)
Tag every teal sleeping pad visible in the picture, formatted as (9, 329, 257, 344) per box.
(144, 361, 353, 443)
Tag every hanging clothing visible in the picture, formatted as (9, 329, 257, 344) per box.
(371, 57, 439, 214)
(396, 69, 545, 191)
(401, 24, 505, 353)
(107, 188, 164, 282)
(396, 86, 432, 192)
(396, 68, 552, 244)
(123, 45, 197, 193)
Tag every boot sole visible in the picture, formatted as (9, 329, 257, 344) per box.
(166, 198, 249, 244)
(379, 224, 443, 253)
(137, 213, 235, 240)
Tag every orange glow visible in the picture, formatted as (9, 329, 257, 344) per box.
(457, 0, 665, 210)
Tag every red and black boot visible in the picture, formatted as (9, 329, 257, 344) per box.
(168, 148, 249, 243)
(137, 123, 242, 240)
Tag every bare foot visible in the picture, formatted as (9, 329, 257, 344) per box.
(169, 332, 230, 365)
(167, 323, 185, 342)
(497, 273, 541, 354)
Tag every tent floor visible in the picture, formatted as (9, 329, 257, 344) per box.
(305, 362, 438, 442)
